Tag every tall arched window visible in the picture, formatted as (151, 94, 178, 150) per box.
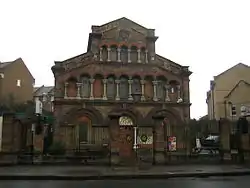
(102, 46, 108, 62)
(119, 76, 129, 100)
(107, 76, 116, 99)
(130, 46, 138, 63)
(110, 45, 117, 62)
(121, 46, 128, 63)
(81, 76, 90, 98)
(156, 79, 166, 101)
(132, 77, 141, 101)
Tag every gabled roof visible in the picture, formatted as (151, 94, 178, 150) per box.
(33, 85, 54, 97)
(214, 63, 250, 79)
(97, 17, 149, 30)
(224, 80, 250, 98)
(0, 58, 35, 80)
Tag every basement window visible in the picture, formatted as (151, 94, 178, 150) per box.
(16, 79, 21, 87)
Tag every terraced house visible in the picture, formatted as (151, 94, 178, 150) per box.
(52, 17, 192, 163)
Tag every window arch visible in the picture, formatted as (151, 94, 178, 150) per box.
(110, 45, 117, 62)
(156, 76, 167, 101)
(121, 45, 128, 63)
(119, 76, 129, 100)
(130, 46, 138, 63)
(132, 76, 141, 101)
(81, 76, 90, 98)
(106, 76, 116, 99)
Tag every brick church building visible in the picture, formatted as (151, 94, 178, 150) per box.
(52, 17, 192, 163)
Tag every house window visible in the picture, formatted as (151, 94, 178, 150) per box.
(16, 79, 21, 87)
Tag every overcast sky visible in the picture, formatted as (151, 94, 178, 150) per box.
(0, 0, 250, 119)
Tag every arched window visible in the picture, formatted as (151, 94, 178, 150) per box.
(102, 46, 108, 62)
(81, 76, 90, 98)
(107, 76, 116, 99)
(121, 46, 128, 63)
(130, 46, 137, 63)
(132, 77, 141, 101)
(156, 79, 166, 101)
(119, 76, 129, 100)
(110, 45, 117, 62)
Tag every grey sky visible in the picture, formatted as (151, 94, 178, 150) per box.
(1, 0, 249, 119)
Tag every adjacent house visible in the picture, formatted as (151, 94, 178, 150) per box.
(33, 85, 54, 113)
(0, 58, 35, 104)
(206, 63, 250, 120)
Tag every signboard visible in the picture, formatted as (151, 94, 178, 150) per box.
(168, 136, 177, 152)
(137, 134, 153, 145)
(35, 100, 43, 114)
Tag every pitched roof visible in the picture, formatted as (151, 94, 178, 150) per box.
(98, 17, 149, 30)
(214, 63, 250, 79)
(0, 58, 35, 80)
(224, 80, 250, 98)
(33, 85, 54, 96)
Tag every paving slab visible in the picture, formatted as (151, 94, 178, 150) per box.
(0, 165, 249, 180)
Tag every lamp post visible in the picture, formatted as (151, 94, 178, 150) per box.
(131, 90, 142, 165)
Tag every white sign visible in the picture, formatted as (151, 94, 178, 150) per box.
(35, 100, 43, 114)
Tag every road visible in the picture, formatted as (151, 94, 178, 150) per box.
(0, 176, 249, 187)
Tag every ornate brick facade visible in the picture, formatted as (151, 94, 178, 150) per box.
(52, 17, 192, 164)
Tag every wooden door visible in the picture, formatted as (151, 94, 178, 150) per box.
(119, 126, 134, 158)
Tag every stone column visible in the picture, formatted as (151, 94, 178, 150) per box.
(137, 49, 141, 63)
(145, 50, 148, 63)
(128, 79, 133, 100)
(89, 78, 95, 100)
(99, 47, 103, 61)
(64, 82, 68, 99)
(165, 84, 170, 102)
(107, 47, 111, 62)
(117, 47, 121, 62)
(140, 80, 146, 101)
(115, 80, 120, 101)
(177, 85, 181, 99)
(102, 79, 107, 100)
(76, 83, 82, 99)
(152, 80, 158, 101)
(128, 48, 131, 63)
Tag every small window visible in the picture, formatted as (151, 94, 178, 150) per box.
(16, 79, 21, 87)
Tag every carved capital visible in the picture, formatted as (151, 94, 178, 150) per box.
(128, 79, 133, 84)
(107, 47, 111, 51)
(64, 82, 69, 87)
(152, 80, 158, 85)
(89, 79, 95, 84)
(76, 83, 82, 87)
(115, 80, 120, 84)
(128, 48, 131, 52)
(117, 47, 121, 52)
(140, 80, 145, 85)
(102, 79, 108, 84)
(137, 49, 141, 53)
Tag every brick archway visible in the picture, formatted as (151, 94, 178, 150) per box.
(107, 107, 143, 126)
(63, 107, 104, 126)
(143, 107, 183, 127)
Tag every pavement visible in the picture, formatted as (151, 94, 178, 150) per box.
(0, 165, 250, 180)
(1, 176, 250, 188)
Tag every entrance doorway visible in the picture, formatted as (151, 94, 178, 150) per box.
(118, 116, 134, 159)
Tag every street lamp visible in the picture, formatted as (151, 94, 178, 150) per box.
(130, 91, 142, 164)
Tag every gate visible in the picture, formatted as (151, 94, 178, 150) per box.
(137, 127, 154, 164)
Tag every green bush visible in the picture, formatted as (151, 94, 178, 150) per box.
(48, 141, 65, 155)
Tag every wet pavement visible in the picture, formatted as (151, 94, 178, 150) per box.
(0, 176, 249, 187)
(0, 164, 249, 177)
